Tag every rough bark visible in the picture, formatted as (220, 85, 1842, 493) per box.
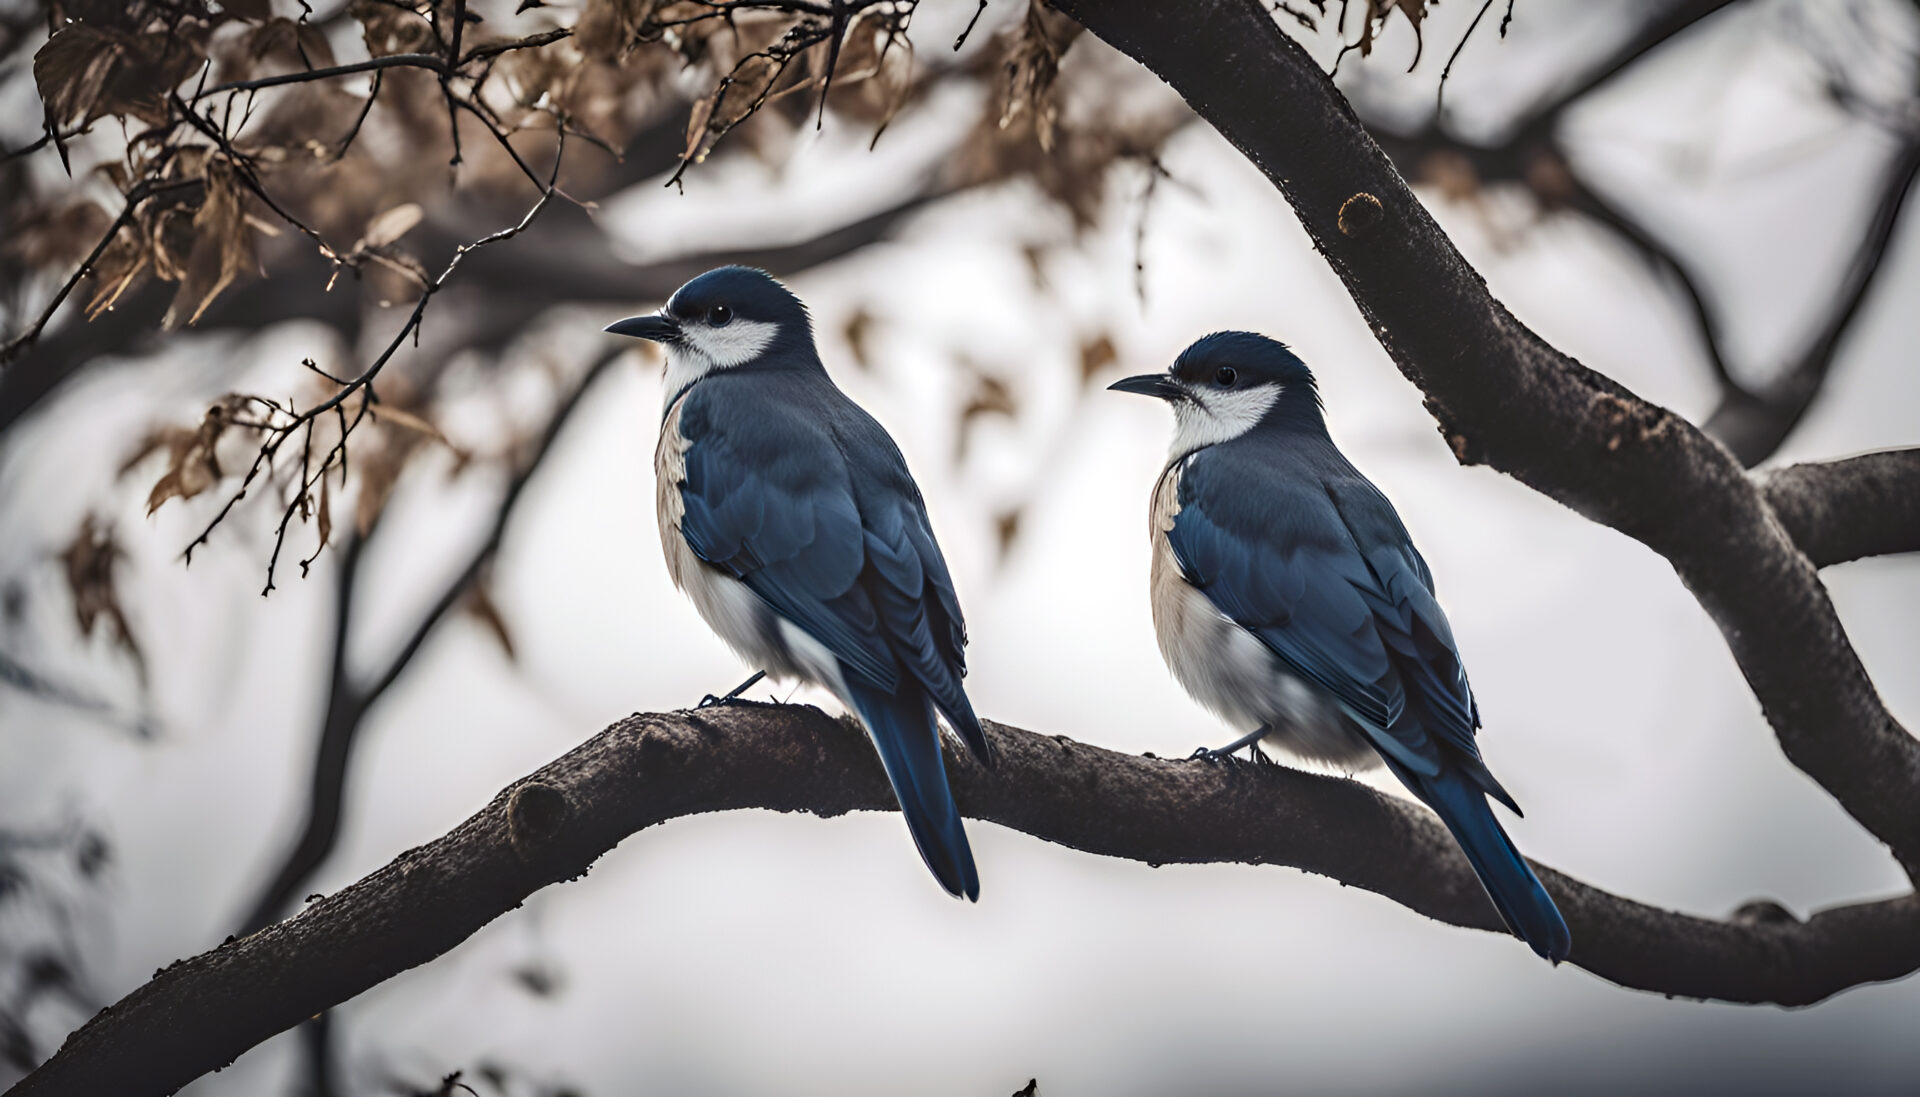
(1761, 449, 1920, 569)
(14, 704, 1918, 1097)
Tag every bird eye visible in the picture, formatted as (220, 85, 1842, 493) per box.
(707, 304, 734, 328)
(1214, 366, 1237, 387)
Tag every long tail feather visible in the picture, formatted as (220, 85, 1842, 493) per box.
(846, 682, 980, 901)
(1405, 764, 1571, 963)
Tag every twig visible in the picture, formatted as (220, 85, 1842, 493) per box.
(0, 179, 201, 369)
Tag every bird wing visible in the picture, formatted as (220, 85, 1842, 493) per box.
(676, 384, 901, 693)
(1165, 451, 1491, 788)
(837, 410, 987, 761)
(674, 381, 985, 760)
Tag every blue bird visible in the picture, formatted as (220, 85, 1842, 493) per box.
(607, 267, 992, 900)
(1110, 332, 1570, 962)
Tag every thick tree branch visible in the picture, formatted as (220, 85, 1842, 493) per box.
(1050, 0, 1920, 877)
(12, 705, 1918, 1097)
(1761, 449, 1920, 569)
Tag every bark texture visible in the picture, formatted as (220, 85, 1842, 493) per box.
(14, 705, 1919, 1097)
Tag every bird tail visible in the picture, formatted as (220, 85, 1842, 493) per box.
(846, 682, 980, 901)
(1412, 766, 1571, 963)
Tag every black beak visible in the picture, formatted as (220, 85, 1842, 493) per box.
(1108, 373, 1184, 401)
(605, 313, 681, 342)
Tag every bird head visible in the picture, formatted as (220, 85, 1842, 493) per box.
(606, 266, 816, 400)
(1109, 331, 1321, 457)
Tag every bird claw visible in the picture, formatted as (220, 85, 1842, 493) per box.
(1187, 746, 1224, 762)
(696, 669, 767, 710)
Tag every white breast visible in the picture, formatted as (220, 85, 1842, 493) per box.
(1147, 461, 1375, 769)
(655, 394, 851, 702)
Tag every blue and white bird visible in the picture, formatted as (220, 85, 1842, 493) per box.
(1110, 332, 1570, 962)
(607, 266, 992, 900)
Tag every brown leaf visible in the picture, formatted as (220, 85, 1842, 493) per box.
(349, 0, 435, 57)
(216, 15, 339, 84)
(34, 20, 207, 130)
(996, 0, 1081, 152)
(371, 404, 452, 449)
(59, 515, 145, 681)
(842, 307, 875, 370)
(164, 158, 260, 328)
(1078, 334, 1117, 386)
(1352, 0, 1432, 61)
(575, 0, 669, 62)
(993, 507, 1022, 559)
(465, 581, 517, 662)
(355, 203, 424, 252)
(143, 400, 238, 514)
(316, 473, 333, 553)
(956, 367, 1017, 461)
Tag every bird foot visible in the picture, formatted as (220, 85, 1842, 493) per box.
(1186, 726, 1272, 764)
(697, 670, 766, 709)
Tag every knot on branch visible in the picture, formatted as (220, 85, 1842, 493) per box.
(1591, 391, 1675, 454)
(506, 782, 569, 859)
(1731, 899, 1802, 927)
(1337, 192, 1384, 238)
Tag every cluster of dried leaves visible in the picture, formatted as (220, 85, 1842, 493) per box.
(6, 0, 1187, 614)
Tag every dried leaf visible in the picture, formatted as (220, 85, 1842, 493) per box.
(993, 507, 1022, 559)
(956, 368, 1017, 461)
(349, 0, 435, 57)
(59, 515, 145, 680)
(143, 400, 239, 514)
(465, 582, 517, 662)
(316, 473, 333, 553)
(1078, 334, 1117, 385)
(164, 158, 259, 328)
(216, 15, 339, 83)
(843, 307, 875, 369)
(34, 20, 207, 130)
(372, 404, 452, 448)
(997, 0, 1080, 152)
(1351, 0, 1432, 62)
(356, 203, 424, 251)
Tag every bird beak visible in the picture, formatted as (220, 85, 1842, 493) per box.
(1108, 373, 1184, 401)
(605, 313, 681, 342)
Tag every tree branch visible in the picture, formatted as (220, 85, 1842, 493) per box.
(1761, 449, 1920, 569)
(1048, 0, 1920, 877)
(1701, 137, 1920, 465)
(12, 705, 1918, 1097)
(237, 349, 623, 935)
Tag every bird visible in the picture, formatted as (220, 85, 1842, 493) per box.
(606, 266, 992, 900)
(1109, 331, 1571, 963)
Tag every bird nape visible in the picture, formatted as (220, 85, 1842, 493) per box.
(1111, 330, 1571, 963)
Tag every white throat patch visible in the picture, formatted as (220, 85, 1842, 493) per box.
(1168, 383, 1283, 459)
(661, 315, 780, 406)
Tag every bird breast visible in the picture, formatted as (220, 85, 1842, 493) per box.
(654, 393, 849, 701)
(1146, 461, 1375, 769)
